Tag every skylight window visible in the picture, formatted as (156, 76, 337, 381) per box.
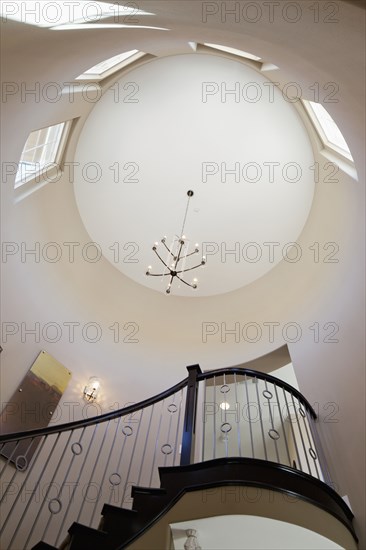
(76, 50, 145, 81)
(15, 122, 69, 188)
(0, 1, 155, 28)
(203, 43, 261, 61)
(304, 101, 353, 161)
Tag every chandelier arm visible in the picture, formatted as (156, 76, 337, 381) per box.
(162, 240, 176, 258)
(153, 248, 170, 269)
(175, 240, 185, 264)
(175, 274, 196, 288)
(183, 250, 199, 259)
(148, 191, 200, 294)
(176, 263, 204, 274)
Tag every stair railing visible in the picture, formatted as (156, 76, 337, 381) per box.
(0, 365, 331, 549)
(0, 376, 188, 549)
(185, 366, 331, 485)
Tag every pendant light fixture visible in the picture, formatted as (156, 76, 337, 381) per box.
(146, 190, 205, 294)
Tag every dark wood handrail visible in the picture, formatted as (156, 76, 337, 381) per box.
(0, 366, 317, 444)
(198, 367, 317, 418)
(0, 376, 189, 443)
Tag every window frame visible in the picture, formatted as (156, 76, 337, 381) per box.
(302, 100, 354, 163)
(14, 120, 72, 198)
(75, 50, 146, 82)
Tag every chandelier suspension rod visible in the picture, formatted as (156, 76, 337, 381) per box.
(180, 190, 194, 237)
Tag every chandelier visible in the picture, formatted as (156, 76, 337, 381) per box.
(146, 190, 206, 294)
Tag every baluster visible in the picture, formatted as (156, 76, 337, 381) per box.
(291, 394, 311, 475)
(164, 394, 176, 467)
(297, 402, 320, 479)
(55, 424, 99, 546)
(201, 379, 206, 462)
(137, 404, 155, 485)
(77, 422, 110, 524)
(234, 373, 242, 457)
(42, 427, 88, 541)
(173, 388, 185, 466)
(244, 374, 254, 459)
(283, 388, 302, 471)
(89, 418, 123, 526)
(222, 373, 229, 458)
(149, 400, 164, 486)
(255, 377, 267, 460)
(213, 375, 217, 460)
(121, 409, 144, 503)
(264, 380, 280, 463)
(307, 412, 332, 485)
(273, 382, 291, 467)
(21, 432, 66, 549)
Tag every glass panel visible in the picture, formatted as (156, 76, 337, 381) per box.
(308, 101, 353, 158)
(80, 50, 139, 77)
(15, 122, 65, 186)
(204, 43, 261, 61)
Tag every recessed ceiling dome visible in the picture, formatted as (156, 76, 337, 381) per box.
(74, 53, 315, 296)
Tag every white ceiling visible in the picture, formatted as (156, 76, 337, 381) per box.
(1, 4, 365, 544)
(74, 53, 315, 296)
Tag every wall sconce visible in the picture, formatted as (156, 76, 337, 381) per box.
(83, 377, 101, 402)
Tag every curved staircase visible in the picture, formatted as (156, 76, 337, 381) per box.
(0, 365, 358, 549)
(33, 457, 356, 549)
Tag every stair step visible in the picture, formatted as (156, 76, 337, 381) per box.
(68, 522, 109, 550)
(130, 486, 168, 524)
(101, 504, 137, 530)
(131, 486, 166, 499)
(100, 504, 142, 544)
(32, 543, 58, 549)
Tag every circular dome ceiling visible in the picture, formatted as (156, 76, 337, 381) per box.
(74, 53, 315, 297)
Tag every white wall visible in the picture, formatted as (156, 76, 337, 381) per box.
(1, 1, 364, 544)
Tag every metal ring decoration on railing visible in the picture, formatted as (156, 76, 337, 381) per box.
(268, 428, 280, 440)
(109, 473, 122, 486)
(220, 422, 232, 433)
(0, 373, 188, 550)
(48, 498, 62, 515)
(161, 444, 173, 455)
(71, 442, 83, 455)
(15, 455, 28, 471)
(0, 364, 335, 550)
(309, 448, 317, 460)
